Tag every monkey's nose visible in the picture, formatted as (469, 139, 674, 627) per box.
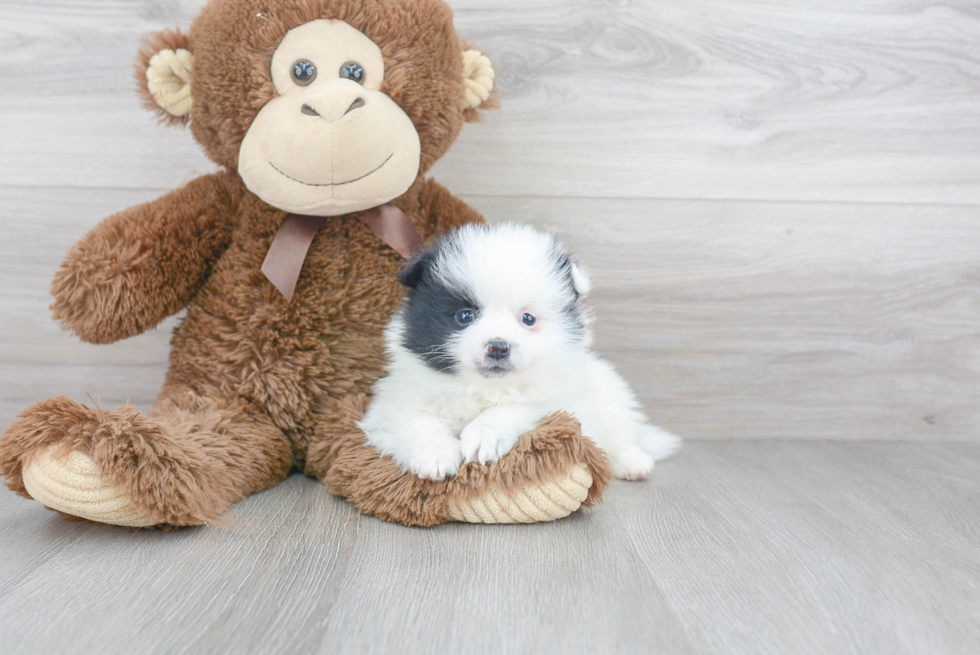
(301, 97, 365, 121)
(345, 97, 366, 114)
(486, 339, 510, 361)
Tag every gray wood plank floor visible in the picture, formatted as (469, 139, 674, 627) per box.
(1, 441, 977, 655)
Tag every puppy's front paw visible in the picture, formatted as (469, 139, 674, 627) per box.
(607, 446, 655, 481)
(405, 442, 464, 481)
(460, 422, 520, 466)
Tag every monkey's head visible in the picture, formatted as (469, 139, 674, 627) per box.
(137, 0, 495, 216)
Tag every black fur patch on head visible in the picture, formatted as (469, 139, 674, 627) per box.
(399, 254, 477, 374)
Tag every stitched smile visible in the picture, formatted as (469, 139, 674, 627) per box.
(269, 153, 394, 187)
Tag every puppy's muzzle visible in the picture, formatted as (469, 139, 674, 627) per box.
(485, 339, 510, 361)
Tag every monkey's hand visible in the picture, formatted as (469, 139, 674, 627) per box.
(51, 171, 240, 344)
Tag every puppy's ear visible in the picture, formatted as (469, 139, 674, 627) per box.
(570, 261, 592, 297)
(398, 249, 436, 289)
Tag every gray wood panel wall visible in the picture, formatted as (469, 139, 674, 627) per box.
(1, 0, 978, 441)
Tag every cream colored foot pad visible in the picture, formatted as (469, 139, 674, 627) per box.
(21, 447, 157, 528)
(444, 464, 593, 524)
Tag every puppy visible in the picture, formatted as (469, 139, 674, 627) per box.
(359, 223, 680, 481)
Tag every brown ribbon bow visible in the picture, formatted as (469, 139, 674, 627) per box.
(261, 204, 422, 302)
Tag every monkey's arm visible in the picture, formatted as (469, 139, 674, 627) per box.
(51, 171, 242, 344)
(419, 178, 486, 235)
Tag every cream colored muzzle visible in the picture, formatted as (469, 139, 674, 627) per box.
(238, 79, 422, 217)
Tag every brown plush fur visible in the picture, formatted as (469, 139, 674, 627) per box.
(0, 0, 610, 527)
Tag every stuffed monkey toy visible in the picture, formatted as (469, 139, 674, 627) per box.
(0, 0, 611, 527)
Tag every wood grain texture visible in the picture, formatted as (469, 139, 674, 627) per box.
(0, 441, 977, 655)
(440, 0, 980, 204)
(1, 1, 979, 203)
(466, 194, 980, 442)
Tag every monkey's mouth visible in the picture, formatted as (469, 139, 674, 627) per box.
(268, 153, 393, 187)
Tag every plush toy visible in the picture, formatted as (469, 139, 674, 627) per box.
(0, 0, 612, 528)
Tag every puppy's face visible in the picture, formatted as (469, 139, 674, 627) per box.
(396, 224, 592, 383)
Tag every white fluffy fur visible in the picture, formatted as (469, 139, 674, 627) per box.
(359, 223, 681, 481)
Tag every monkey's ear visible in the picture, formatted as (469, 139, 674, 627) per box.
(398, 248, 437, 289)
(462, 47, 497, 122)
(135, 28, 194, 126)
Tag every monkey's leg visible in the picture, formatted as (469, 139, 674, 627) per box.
(0, 386, 293, 527)
(305, 395, 612, 526)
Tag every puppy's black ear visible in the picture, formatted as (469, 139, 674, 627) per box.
(397, 248, 436, 289)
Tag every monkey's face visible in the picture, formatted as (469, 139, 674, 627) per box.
(136, 0, 496, 215)
(238, 20, 422, 216)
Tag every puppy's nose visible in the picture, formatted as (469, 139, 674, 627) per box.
(486, 339, 510, 361)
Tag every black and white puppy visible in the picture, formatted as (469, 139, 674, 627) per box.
(359, 223, 680, 481)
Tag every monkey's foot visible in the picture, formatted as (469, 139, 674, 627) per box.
(22, 447, 155, 527)
(0, 395, 254, 528)
(438, 412, 612, 525)
(444, 463, 592, 523)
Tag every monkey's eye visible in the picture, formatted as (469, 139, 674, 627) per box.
(291, 60, 317, 86)
(521, 313, 537, 327)
(455, 309, 476, 326)
(340, 61, 365, 84)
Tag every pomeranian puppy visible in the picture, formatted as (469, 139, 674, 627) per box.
(359, 223, 680, 481)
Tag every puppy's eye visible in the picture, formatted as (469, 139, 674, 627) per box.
(340, 61, 365, 84)
(522, 313, 537, 327)
(455, 309, 475, 326)
(292, 60, 317, 86)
